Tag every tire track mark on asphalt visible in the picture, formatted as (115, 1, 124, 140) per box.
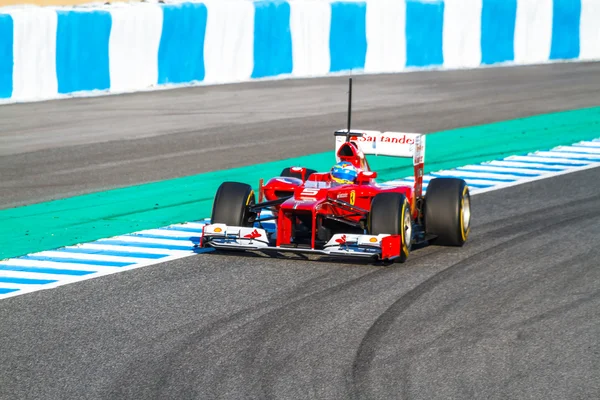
(105, 264, 380, 399)
(349, 196, 600, 399)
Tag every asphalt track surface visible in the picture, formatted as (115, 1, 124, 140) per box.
(0, 63, 599, 399)
(0, 168, 598, 400)
(2, 61, 600, 209)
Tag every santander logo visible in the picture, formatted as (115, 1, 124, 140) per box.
(358, 134, 414, 144)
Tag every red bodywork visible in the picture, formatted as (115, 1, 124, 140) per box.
(258, 141, 424, 250)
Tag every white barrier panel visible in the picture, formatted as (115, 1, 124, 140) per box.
(109, 4, 163, 93)
(364, 0, 406, 73)
(289, 0, 331, 77)
(580, 0, 600, 60)
(514, 0, 553, 64)
(1, 0, 599, 104)
(9, 8, 57, 100)
(443, 0, 482, 69)
(203, 0, 254, 84)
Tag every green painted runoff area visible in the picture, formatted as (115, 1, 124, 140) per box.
(2, 107, 600, 260)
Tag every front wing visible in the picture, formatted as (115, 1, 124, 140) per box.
(199, 223, 403, 261)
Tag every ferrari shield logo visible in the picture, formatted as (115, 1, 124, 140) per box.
(350, 190, 356, 205)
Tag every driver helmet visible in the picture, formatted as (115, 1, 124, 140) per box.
(330, 161, 358, 185)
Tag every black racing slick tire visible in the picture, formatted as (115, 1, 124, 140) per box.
(424, 178, 471, 246)
(369, 192, 412, 263)
(280, 167, 317, 181)
(211, 182, 256, 227)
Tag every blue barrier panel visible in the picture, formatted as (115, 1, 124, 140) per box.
(481, 0, 517, 64)
(56, 11, 111, 94)
(329, 1, 367, 72)
(550, 0, 581, 60)
(0, 14, 12, 99)
(405, 0, 444, 68)
(158, 3, 207, 85)
(252, 1, 293, 79)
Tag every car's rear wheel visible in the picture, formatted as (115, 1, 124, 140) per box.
(424, 178, 471, 246)
(211, 182, 255, 227)
(281, 167, 317, 181)
(369, 192, 412, 263)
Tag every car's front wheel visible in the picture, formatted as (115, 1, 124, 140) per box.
(369, 192, 412, 263)
(211, 182, 256, 227)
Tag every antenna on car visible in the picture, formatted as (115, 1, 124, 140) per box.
(346, 78, 352, 142)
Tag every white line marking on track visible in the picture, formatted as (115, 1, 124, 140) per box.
(32, 251, 153, 264)
(1, 258, 120, 272)
(77, 243, 191, 255)
(97, 236, 197, 247)
(469, 163, 600, 195)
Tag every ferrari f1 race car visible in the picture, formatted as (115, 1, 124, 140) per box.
(198, 80, 471, 263)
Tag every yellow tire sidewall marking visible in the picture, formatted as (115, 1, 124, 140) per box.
(401, 199, 409, 256)
(459, 185, 470, 242)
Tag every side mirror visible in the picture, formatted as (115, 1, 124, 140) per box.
(357, 171, 377, 183)
(290, 166, 308, 181)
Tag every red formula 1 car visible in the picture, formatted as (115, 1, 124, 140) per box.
(198, 81, 471, 263)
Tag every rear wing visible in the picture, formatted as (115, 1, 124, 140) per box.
(333, 79, 426, 199)
(334, 130, 426, 166)
(334, 129, 426, 199)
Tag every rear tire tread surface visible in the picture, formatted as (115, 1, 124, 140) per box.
(425, 178, 471, 246)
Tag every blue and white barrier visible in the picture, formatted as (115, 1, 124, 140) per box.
(0, 0, 599, 103)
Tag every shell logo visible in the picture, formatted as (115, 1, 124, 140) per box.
(214, 227, 222, 233)
(369, 237, 378, 243)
